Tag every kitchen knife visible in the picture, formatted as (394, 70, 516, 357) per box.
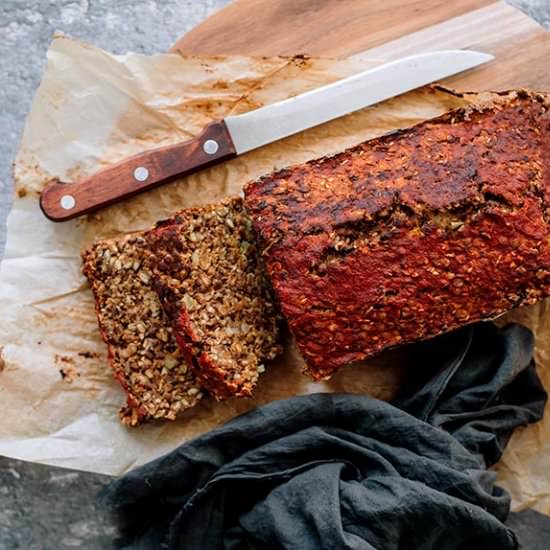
(40, 49, 493, 221)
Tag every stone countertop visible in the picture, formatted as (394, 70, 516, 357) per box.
(1, 1, 550, 549)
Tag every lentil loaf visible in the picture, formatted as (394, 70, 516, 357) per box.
(145, 198, 282, 400)
(244, 90, 550, 380)
(82, 234, 204, 426)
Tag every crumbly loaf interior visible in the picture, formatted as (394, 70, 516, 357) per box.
(146, 198, 282, 400)
(82, 235, 203, 426)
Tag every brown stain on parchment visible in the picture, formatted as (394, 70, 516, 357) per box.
(78, 351, 100, 359)
(59, 366, 79, 383)
(54, 354, 79, 383)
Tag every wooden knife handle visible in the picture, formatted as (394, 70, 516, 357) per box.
(39, 121, 236, 221)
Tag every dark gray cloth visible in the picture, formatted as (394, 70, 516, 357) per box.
(108, 323, 547, 550)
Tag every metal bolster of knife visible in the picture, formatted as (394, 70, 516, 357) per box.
(39, 120, 237, 221)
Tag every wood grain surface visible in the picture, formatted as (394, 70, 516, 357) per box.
(39, 121, 236, 221)
(173, 0, 496, 56)
(173, 0, 550, 91)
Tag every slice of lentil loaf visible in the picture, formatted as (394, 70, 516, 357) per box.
(244, 90, 550, 380)
(145, 197, 282, 400)
(82, 234, 204, 426)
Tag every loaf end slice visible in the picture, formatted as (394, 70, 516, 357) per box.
(82, 234, 203, 426)
(146, 198, 282, 400)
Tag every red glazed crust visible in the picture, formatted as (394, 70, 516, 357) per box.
(244, 90, 550, 380)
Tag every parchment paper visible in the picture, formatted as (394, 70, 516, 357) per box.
(2, 35, 549, 514)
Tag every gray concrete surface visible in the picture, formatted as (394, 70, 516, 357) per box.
(1, 1, 550, 549)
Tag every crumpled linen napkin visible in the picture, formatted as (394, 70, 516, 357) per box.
(107, 322, 546, 549)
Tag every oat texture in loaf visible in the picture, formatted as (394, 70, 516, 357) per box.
(244, 90, 550, 380)
(146, 198, 282, 400)
(82, 235, 203, 426)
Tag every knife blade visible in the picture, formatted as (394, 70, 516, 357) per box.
(40, 49, 493, 221)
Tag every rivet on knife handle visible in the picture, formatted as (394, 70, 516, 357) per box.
(39, 121, 236, 222)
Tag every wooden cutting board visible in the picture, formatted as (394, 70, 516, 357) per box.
(172, 0, 550, 90)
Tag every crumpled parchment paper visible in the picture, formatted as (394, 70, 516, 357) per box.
(2, 35, 549, 514)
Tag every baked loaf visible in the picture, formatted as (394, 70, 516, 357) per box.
(146, 198, 282, 400)
(244, 90, 550, 380)
(82, 235, 203, 426)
